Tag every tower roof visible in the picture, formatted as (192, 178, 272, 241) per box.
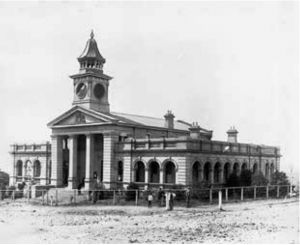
(78, 30, 105, 63)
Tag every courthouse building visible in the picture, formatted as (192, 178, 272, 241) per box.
(10, 32, 281, 189)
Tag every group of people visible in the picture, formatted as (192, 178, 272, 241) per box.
(147, 187, 191, 210)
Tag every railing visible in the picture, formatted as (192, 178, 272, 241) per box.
(115, 138, 280, 157)
(0, 185, 294, 207)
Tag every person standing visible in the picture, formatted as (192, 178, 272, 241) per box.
(157, 187, 164, 207)
(185, 187, 191, 208)
(148, 192, 153, 208)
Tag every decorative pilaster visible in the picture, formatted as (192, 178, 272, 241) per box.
(51, 135, 63, 187)
(85, 134, 94, 190)
(68, 135, 78, 189)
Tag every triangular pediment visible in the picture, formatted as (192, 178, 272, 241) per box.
(47, 106, 118, 127)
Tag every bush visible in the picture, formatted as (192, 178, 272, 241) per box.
(226, 173, 240, 187)
(125, 182, 139, 201)
(270, 171, 290, 186)
(251, 171, 268, 186)
(240, 170, 252, 186)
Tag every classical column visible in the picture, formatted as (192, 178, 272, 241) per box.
(51, 135, 63, 187)
(68, 135, 77, 189)
(159, 169, 164, 185)
(219, 168, 224, 184)
(145, 168, 149, 184)
(85, 134, 94, 190)
(103, 132, 119, 188)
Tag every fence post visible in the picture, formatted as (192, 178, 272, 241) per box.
(241, 187, 244, 201)
(113, 190, 116, 205)
(254, 186, 256, 200)
(46, 191, 49, 205)
(266, 186, 269, 199)
(277, 185, 280, 198)
(218, 190, 222, 210)
(225, 188, 228, 202)
(135, 190, 138, 206)
(55, 188, 58, 206)
(209, 188, 213, 204)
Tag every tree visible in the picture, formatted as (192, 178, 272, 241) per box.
(270, 171, 290, 185)
(240, 170, 252, 186)
(226, 173, 240, 187)
(251, 171, 268, 186)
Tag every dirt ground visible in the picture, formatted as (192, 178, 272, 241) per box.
(0, 197, 299, 243)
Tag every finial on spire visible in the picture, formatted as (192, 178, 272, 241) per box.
(90, 29, 94, 39)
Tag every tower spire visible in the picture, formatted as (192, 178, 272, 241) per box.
(90, 29, 94, 39)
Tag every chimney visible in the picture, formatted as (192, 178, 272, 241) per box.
(189, 122, 201, 139)
(164, 110, 175, 129)
(227, 126, 238, 143)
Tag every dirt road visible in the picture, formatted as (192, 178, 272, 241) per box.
(0, 198, 298, 243)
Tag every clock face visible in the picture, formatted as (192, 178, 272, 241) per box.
(94, 83, 105, 99)
(76, 83, 87, 99)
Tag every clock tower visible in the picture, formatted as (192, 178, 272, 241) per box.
(70, 30, 112, 113)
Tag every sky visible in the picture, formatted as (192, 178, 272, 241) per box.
(0, 1, 298, 179)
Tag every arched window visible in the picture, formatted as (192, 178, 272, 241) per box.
(224, 162, 230, 182)
(253, 163, 258, 174)
(203, 162, 211, 182)
(241, 163, 247, 172)
(214, 162, 221, 183)
(33, 160, 41, 177)
(192, 161, 201, 184)
(16, 160, 23, 176)
(118, 161, 123, 181)
(164, 161, 176, 184)
(233, 162, 240, 175)
(135, 161, 145, 182)
(149, 161, 160, 183)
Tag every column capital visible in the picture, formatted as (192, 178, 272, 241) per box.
(68, 134, 78, 139)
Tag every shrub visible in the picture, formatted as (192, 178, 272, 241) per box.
(226, 173, 240, 187)
(240, 170, 252, 186)
(251, 171, 268, 186)
(270, 171, 290, 186)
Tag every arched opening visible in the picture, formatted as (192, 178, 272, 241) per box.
(214, 162, 221, 183)
(33, 160, 41, 177)
(135, 161, 145, 182)
(223, 162, 230, 182)
(63, 160, 69, 186)
(265, 163, 269, 178)
(16, 160, 23, 176)
(164, 161, 176, 184)
(203, 162, 211, 182)
(233, 162, 240, 175)
(118, 161, 123, 181)
(149, 161, 160, 183)
(241, 163, 247, 172)
(253, 163, 258, 174)
(192, 161, 201, 184)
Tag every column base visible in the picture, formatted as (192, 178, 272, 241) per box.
(67, 178, 77, 190)
(84, 178, 94, 190)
